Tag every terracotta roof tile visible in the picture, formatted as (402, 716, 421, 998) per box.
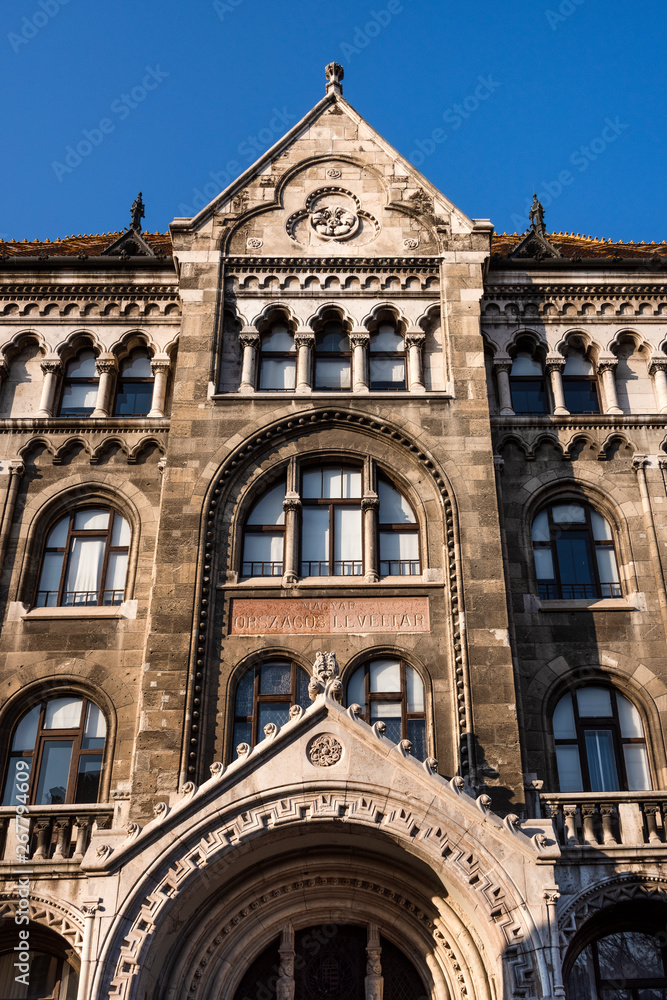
(0, 232, 173, 257)
(491, 231, 667, 259)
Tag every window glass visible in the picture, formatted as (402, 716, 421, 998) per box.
(511, 353, 543, 375)
(597, 932, 664, 980)
(591, 510, 613, 540)
(35, 741, 73, 804)
(105, 552, 129, 599)
(66, 350, 96, 377)
(531, 510, 550, 542)
(584, 729, 619, 791)
(379, 531, 419, 575)
(623, 744, 651, 790)
(577, 687, 613, 717)
(618, 694, 644, 738)
(333, 507, 362, 574)
(259, 358, 296, 390)
(302, 507, 329, 569)
(595, 547, 620, 585)
(370, 659, 401, 692)
(259, 661, 291, 695)
(83, 702, 107, 747)
(233, 661, 310, 756)
(74, 509, 109, 530)
(555, 744, 584, 791)
(371, 702, 402, 743)
(46, 515, 69, 548)
(247, 484, 286, 526)
(370, 357, 406, 386)
(111, 514, 131, 547)
(406, 666, 425, 713)
(121, 351, 152, 377)
(563, 352, 594, 375)
(75, 754, 103, 802)
(315, 358, 351, 389)
(553, 693, 576, 738)
(371, 323, 404, 351)
(552, 504, 586, 524)
(317, 323, 349, 352)
(38, 551, 64, 600)
(379, 481, 415, 523)
(243, 534, 283, 575)
(347, 668, 365, 712)
(60, 383, 98, 413)
(533, 547, 555, 580)
(45, 697, 83, 729)
(262, 325, 294, 351)
(11, 705, 40, 751)
(64, 538, 106, 604)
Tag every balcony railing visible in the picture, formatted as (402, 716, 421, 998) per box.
(0, 804, 114, 864)
(542, 792, 667, 848)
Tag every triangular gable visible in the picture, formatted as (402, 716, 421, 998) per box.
(101, 228, 156, 257)
(170, 70, 476, 243)
(508, 227, 562, 260)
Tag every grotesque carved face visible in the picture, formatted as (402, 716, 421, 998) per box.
(310, 205, 358, 239)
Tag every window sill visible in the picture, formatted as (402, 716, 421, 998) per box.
(8, 600, 138, 621)
(212, 390, 454, 400)
(523, 594, 642, 613)
(223, 572, 443, 588)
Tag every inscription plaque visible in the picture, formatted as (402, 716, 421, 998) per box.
(229, 597, 430, 635)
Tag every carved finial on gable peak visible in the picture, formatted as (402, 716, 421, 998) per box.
(528, 192, 546, 238)
(130, 191, 145, 232)
(325, 62, 344, 96)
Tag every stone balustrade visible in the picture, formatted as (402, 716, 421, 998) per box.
(0, 804, 114, 864)
(542, 791, 667, 848)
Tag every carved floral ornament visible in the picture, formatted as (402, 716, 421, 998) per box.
(307, 733, 343, 766)
(286, 185, 379, 247)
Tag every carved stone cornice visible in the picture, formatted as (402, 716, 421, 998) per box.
(225, 256, 441, 272)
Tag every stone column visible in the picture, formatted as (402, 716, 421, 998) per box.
(493, 357, 514, 414)
(37, 355, 63, 417)
(149, 354, 171, 416)
(546, 353, 568, 415)
(543, 891, 566, 999)
(405, 327, 426, 392)
(294, 328, 314, 392)
(350, 327, 370, 392)
(633, 455, 667, 628)
(362, 493, 379, 582)
(276, 924, 295, 1000)
(597, 355, 623, 414)
(76, 901, 101, 1000)
(238, 326, 260, 393)
(282, 495, 301, 587)
(92, 354, 117, 417)
(0, 460, 25, 569)
(649, 354, 667, 413)
(365, 923, 384, 1000)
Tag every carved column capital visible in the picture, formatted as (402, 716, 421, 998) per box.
(543, 889, 561, 905)
(596, 355, 618, 375)
(150, 355, 171, 376)
(238, 326, 260, 348)
(40, 356, 63, 376)
(350, 330, 370, 348)
(282, 494, 302, 514)
(649, 355, 667, 376)
(0, 358, 8, 380)
(95, 354, 117, 375)
(361, 493, 379, 513)
(405, 329, 426, 349)
(294, 329, 314, 349)
(545, 353, 566, 373)
(492, 355, 513, 374)
(632, 453, 649, 471)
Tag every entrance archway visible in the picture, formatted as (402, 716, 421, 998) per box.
(234, 923, 428, 1000)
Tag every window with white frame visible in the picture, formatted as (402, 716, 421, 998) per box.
(370, 322, 406, 390)
(35, 508, 130, 607)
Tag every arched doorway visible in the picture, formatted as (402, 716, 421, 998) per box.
(234, 923, 428, 1000)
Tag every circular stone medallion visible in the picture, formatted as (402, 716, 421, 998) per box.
(307, 733, 343, 767)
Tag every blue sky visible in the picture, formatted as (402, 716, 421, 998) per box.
(2, 0, 665, 242)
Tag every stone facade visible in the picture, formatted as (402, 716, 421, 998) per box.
(0, 65, 666, 999)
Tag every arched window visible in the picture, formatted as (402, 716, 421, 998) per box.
(232, 660, 310, 756)
(241, 480, 285, 577)
(347, 658, 427, 759)
(35, 508, 130, 607)
(563, 348, 600, 413)
(370, 322, 406, 390)
(378, 477, 420, 575)
(301, 465, 362, 576)
(509, 350, 547, 414)
(2, 696, 107, 806)
(314, 320, 351, 390)
(566, 907, 667, 1000)
(58, 349, 98, 417)
(0, 923, 80, 998)
(258, 323, 296, 390)
(553, 686, 650, 792)
(532, 502, 620, 600)
(114, 348, 153, 416)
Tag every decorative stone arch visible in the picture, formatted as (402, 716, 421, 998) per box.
(0, 892, 84, 952)
(18, 434, 57, 461)
(531, 433, 565, 460)
(606, 327, 653, 354)
(504, 328, 548, 359)
(127, 435, 167, 463)
(181, 407, 473, 786)
(561, 431, 599, 461)
(557, 875, 667, 955)
(495, 432, 534, 460)
(0, 327, 47, 363)
(93, 776, 548, 1000)
(56, 327, 104, 362)
(52, 433, 95, 464)
(0, 664, 121, 803)
(107, 327, 160, 360)
(554, 328, 604, 363)
(304, 299, 356, 330)
(598, 429, 637, 459)
(251, 300, 301, 332)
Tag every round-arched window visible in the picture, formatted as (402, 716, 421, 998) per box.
(232, 661, 310, 757)
(346, 658, 427, 760)
(532, 502, 620, 600)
